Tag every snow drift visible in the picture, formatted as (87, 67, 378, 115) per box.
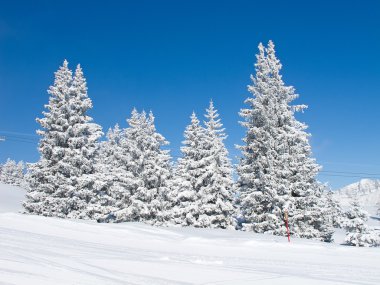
(1, 183, 380, 284)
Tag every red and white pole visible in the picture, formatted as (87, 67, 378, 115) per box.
(284, 210, 290, 243)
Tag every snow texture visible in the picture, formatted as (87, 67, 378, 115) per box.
(1, 183, 380, 285)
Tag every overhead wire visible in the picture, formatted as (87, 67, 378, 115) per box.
(1, 131, 379, 179)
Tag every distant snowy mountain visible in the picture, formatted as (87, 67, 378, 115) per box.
(335, 179, 380, 212)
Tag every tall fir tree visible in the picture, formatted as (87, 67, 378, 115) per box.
(197, 100, 235, 228)
(67, 64, 105, 219)
(237, 41, 332, 241)
(171, 112, 208, 226)
(23, 61, 103, 219)
(171, 108, 234, 229)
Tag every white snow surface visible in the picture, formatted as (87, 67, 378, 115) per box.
(0, 183, 25, 213)
(1, 183, 380, 285)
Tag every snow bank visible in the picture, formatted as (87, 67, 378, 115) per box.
(1, 213, 380, 285)
(0, 182, 25, 213)
(1, 184, 380, 285)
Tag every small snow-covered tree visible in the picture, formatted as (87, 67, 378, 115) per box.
(343, 199, 379, 247)
(325, 189, 344, 228)
(237, 41, 332, 241)
(128, 110, 172, 224)
(196, 100, 235, 229)
(171, 107, 235, 229)
(101, 109, 172, 224)
(23, 61, 103, 219)
(342, 199, 368, 232)
(16, 161, 25, 184)
(94, 124, 135, 222)
(171, 112, 208, 226)
(0, 159, 24, 186)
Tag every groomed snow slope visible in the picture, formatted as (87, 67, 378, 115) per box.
(1, 184, 380, 285)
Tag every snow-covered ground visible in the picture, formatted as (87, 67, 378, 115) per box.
(1, 183, 380, 285)
(0, 183, 25, 213)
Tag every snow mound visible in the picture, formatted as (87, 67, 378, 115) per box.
(1, 213, 380, 285)
(0, 182, 25, 213)
(1, 184, 380, 284)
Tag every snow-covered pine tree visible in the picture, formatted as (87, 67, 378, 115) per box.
(67, 64, 104, 219)
(0, 159, 17, 185)
(343, 199, 379, 247)
(16, 161, 25, 184)
(91, 124, 135, 222)
(0, 159, 24, 186)
(196, 100, 235, 229)
(105, 109, 172, 224)
(237, 41, 332, 241)
(325, 189, 344, 228)
(23, 61, 103, 219)
(171, 112, 208, 226)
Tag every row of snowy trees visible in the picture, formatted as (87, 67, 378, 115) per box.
(0, 159, 25, 186)
(22, 42, 379, 246)
(23, 59, 235, 227)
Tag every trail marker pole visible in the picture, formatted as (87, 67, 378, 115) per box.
(284, 210, 290, 243)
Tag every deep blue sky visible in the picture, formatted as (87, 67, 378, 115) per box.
(0, 0, 379, 189)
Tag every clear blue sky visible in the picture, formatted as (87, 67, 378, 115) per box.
(0, 0, 379, 189)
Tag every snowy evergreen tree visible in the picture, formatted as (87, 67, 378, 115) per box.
(171, 107, 234, 229)
(171, 112, 207, 226)
(23, 61, 103, 219)
(343, 199, 379, 247)
(0, 159, 24, 186)
(196, 100, 235, 228)
(325, 189, 344, 228)
(100, 109, 172, 224)
(237, 41, 332, 241)
(67, 64, 106, 219)
(94, 124, 135, 222)
(16, 161, 25, 184)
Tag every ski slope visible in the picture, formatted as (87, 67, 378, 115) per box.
(0, 183, 25, 214)
(1, 183, 380, 285)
